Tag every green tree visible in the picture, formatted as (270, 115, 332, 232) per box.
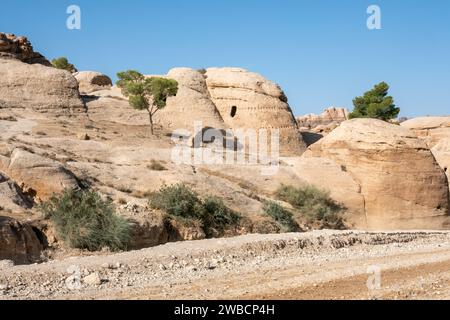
(51, 57, 77, 73)
(116, 70, 178, 135)
(349, 82, 399, 121)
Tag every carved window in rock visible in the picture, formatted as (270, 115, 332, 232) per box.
(230, 106, 237, 118)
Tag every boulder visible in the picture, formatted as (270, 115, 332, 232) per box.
(74, 71, 113, 94)
(155, 68, 226, 132)
(0, 59, 84, 113)
(401, 117, 450, 192)
(0, 173, 33, 212)
(401, 116, 450, 147)
(205, 67, 306, 156)
(294, 119, 450, 230)
(432, 139, 450, 193)
(0, 149, 79, 201)
(0, 216, 43, 264)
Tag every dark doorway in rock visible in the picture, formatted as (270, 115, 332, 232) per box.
(230, 106, 237, 118)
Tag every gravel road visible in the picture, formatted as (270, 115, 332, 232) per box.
(1, 230, 450, 300)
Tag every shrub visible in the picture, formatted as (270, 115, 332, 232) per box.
(51, 57, 77, 73)
(276, 185, 346, 230)
(202, 196, 241, 235)
(40, 189, 131, 251)
(148, 184, 203, 219)
(148, 184, 241, 236)
(263, 201, 299, 232)
(148, 160, 167, 171)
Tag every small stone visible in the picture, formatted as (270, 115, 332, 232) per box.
(83, 273, 102, 286)
(159, 264, 166, 271)
(187, 265, 197, 272)
(0, 260, 14, 269)
(77, 132, 90, 140)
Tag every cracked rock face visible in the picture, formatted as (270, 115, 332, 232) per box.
(292, 118, 450, 230)
(0, 149, 80, 202)
(0, 216, 43, 265)
(401, 117, 450, 194)
(0, 32, 50, 66)
(0, 59, 85, 113)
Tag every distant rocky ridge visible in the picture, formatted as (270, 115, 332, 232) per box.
(297, 107, 349, 133)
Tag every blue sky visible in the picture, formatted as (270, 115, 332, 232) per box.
(1, 0, 449, 117)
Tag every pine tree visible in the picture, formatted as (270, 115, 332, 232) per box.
(116, 70, 178, 135)
(349, 82, 400, 121)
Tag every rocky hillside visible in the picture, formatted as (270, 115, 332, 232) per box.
(1, 34, 450, 265)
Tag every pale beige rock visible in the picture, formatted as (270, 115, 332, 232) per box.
(0, 149, 79, 201)
(85, 95, 149, 126)
(0, 216, 43, 264)
(401, 117, 450, 193)
(205, 67, 306, 156)
(74, 71, 113, 94)
(401, 116, 450, 147)
(0, 59, 84, 113)
(297, 107, 349, 133)
(154, 68, 225, 132)
(432, 138, 450, 192)
(295, 119, 450, 230)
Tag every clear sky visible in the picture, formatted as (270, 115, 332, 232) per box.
(1, 0, 449, 117)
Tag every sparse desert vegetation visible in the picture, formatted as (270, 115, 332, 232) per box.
(276, 185, 346, 230)
(40, 189, 131, 251)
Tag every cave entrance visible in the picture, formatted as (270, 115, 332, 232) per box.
(230, 106, 237, 118)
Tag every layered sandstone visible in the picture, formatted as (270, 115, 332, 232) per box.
(154, 68, 226, 132)
(204, 67, 306, 155)
(0, 33, 50, 65)
(401, 117, 450, 147)
(401, 117, 450, 192)
(0, 149, 79, 201)
(0, 59, 84, 113)
(292, 119, 450, 230)
(297, 107, 349, 133)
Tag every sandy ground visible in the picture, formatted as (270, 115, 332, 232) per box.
(1, 230, 450, 300)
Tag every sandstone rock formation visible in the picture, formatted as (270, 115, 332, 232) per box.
(297, 107, 349, 133)
(291, 119, 450, 230)
(0, 216, 43, 264)
(74, 71, 113, 94)
(205, 68, 306, 155)
(0, 149, 79, 201)
(154, 68, 225, 132)
(0, 33, 50, 65)
(401, 117, 450, 192)
(401, 116, 450, 147)
(0, 173, 33, 212)
(0, 59, 84, 113)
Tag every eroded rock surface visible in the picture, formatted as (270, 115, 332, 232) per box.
(293, 119, 450, 230)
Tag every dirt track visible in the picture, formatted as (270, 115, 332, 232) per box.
(1, 230, 450, 300)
